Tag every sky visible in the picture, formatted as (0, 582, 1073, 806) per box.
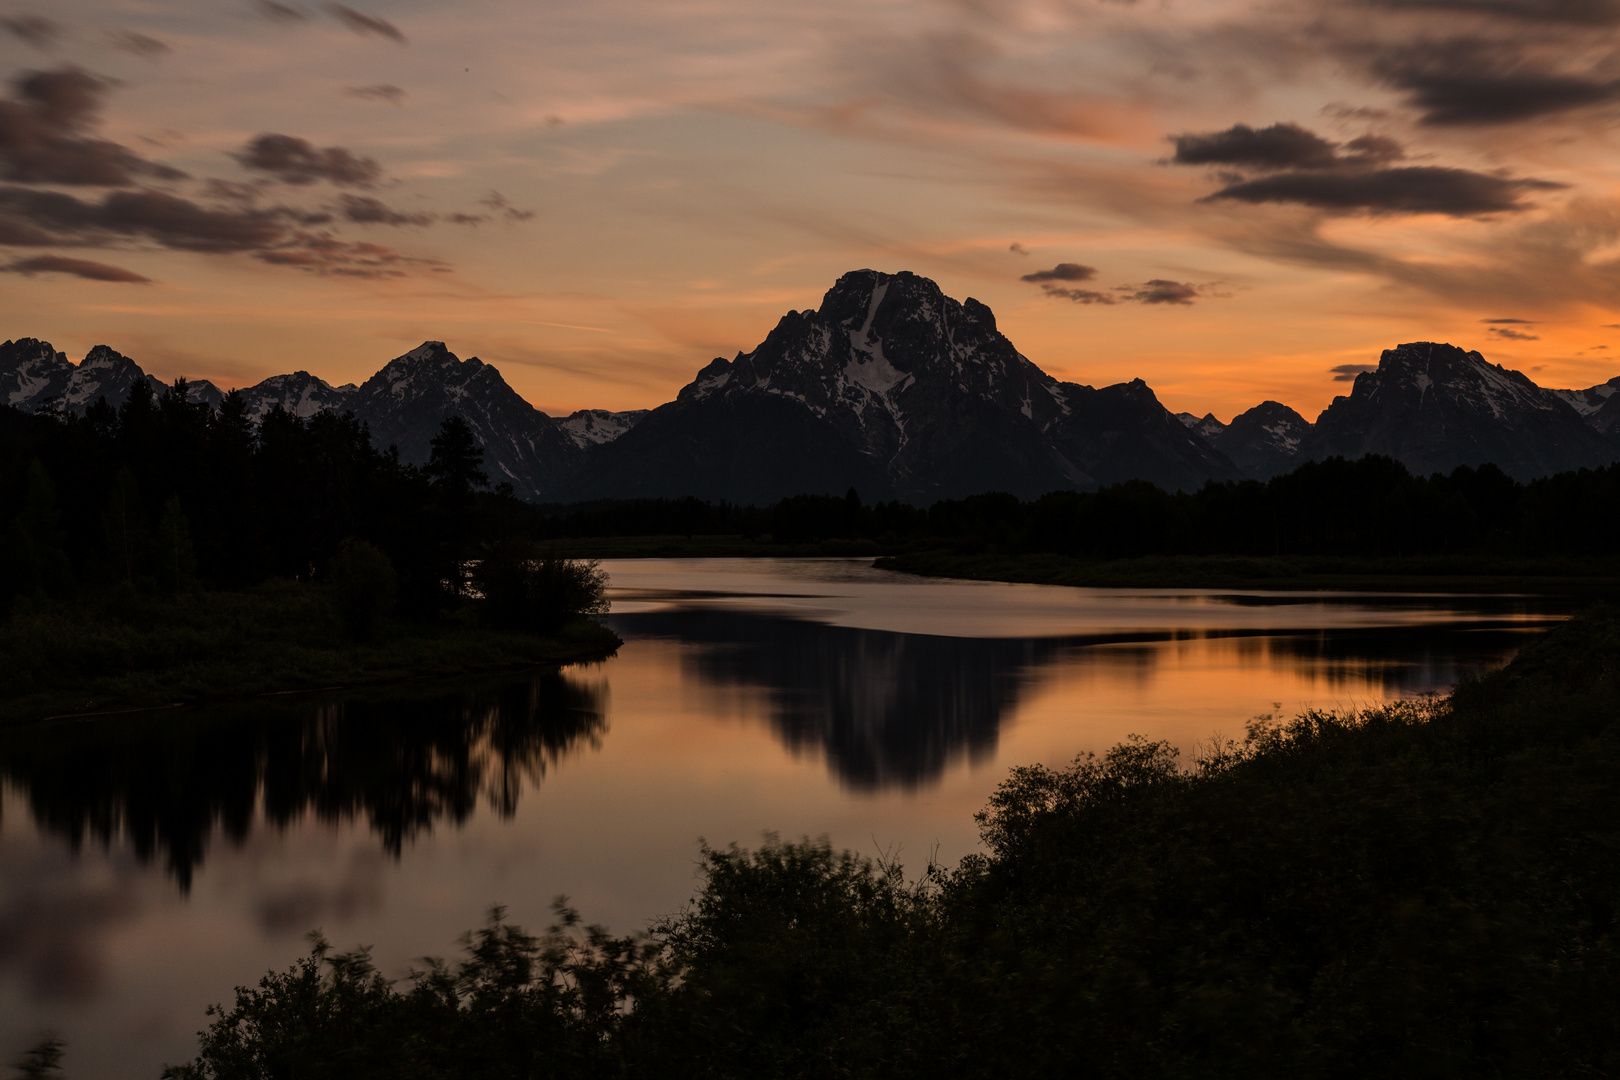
(3, 0, 1620, 422)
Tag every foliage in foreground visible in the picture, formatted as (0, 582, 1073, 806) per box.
(159, 611, 1620, 1079)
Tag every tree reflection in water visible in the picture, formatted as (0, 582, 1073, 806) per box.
(0, 674, 605, 890)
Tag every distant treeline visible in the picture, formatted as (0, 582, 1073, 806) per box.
(0, 379, 531, 618)
(531, 455, 1620, 558)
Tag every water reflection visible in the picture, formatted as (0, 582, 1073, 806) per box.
(611, 609, 1546, 790)
(0, 673, 604, 889)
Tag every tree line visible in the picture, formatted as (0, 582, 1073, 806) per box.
(530, 454, 1620, 559)
(0, 379, 598, 633)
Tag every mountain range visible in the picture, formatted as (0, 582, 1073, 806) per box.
(6, 270, 1619, 502)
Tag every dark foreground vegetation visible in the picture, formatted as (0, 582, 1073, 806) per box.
(529, 454, 1620, 581)
(94, 608, 1612, 1079)
(0, 385, 614, 721)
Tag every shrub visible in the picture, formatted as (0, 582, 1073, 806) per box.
(474, 540, 607, 635)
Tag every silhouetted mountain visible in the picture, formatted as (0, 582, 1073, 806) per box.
(239, 370, 358, 420)
(1305, 342, 1619, 480)
(1216, 400, 1311, 480)
(1553, 375, 1620, 438)
(559, 408, 649, 449)
(346, 342, 581, 501)
(567, 270, 1239, 502)
(1176, 412, 1227, 441)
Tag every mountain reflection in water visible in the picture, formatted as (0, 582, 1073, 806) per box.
(0, 673, 604, 888)
(608, 609, 1544, 791)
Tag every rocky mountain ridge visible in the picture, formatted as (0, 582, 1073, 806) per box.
(7, 271, 1620, 501)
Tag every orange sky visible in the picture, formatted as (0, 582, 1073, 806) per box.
(5, 0, 1620, 422)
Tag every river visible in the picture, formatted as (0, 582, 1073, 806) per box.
(0, 558, 1567, 1077)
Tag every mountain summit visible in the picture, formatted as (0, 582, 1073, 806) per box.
(566, 270, 1237, 502)
(1305, 342, 1616, 480)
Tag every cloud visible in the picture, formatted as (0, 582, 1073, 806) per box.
(339, 193, 433, 226)
(1036, 278, 1207, 305)
(1171, 122, 1340, 170)
(1331, 363, 1379, 380)
(1376, 54, 1620, 125)
(1117, 279, 1200, 304)
(1358, 0, 1620, 26)
(1009, 241, 1028, 255)
(451, 190, 536, 225)
(256, 232, 447, 277)
(1482, 317, 1534, 323)
(106, 29, 171, 58)
(2, 253, 150, 282)
(1020, 261, 1097, 282)
(255, 0, 308, 22)
(0, 68, 188, 186)
(345, 83, 405, 105)
(1170, 122, 1403, 172)
(328, 5, 406, 43)
(1, 14, 59, 47)
(1488, 325, 1540, 339)
(0, 185, 287, 251)
(1206, 166, 1563, 216)
(1041, 285, 1116, 304)
(235, 134, 381, 187)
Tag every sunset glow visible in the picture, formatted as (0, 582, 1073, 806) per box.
(5, 0, 1620, 419)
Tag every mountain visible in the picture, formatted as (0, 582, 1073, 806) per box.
(566, 270, 1239, 503)
(1214, 401, 1312, 480)
(1305, 342, 1619, 480)
(238, 371, 358, 420)
(1, 339, 152, 412)
(558, 408, 649, 450)
(1176, 412, 1227, 442)
(1553, 375, 1620, 438)
(345, 342, 580, 501)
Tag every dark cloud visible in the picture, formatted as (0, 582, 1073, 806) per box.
(1171, 122, 1403, 171)
(449, 190, 536, 226)
(1488, 325, 1540, 339)
(1482, 317, 1535, 323)
(1040, 285, 1116, 304)
(1322, 102, 1391, 120)
(1020, 261, 1097, 282)
(2, 253, 150, 282)
(1009, 241, 1029, 255)
(256, 0, 308, 22)
(1, 14, 59, 47)
(1117, 279, 1200, 304)
(1604, 323, 1620, 328)
(345, 83, 404, 105)
(1206, 166, 1563, 216)
(481, 190, 534, 221)
(235, 134, 381, 187)
(1331, 363, 1379, 381)
(0, 185, 287, 251)
(339, 193, 433, 226)
(106, 29, 171, 58)
(1172, 122, 1339, 169)
(1361, 0, 1620, 25)
(257, 232, 447, 277)
(328, 5, 406, 43)
(1383, 64, 1620, 125)
(0, 68, 188, 186)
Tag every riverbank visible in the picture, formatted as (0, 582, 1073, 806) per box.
(0, 580, 621, 726)
(874, 550, 1620, 593)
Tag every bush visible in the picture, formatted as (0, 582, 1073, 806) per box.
(474, 540, 607, 635)
(326, 539, 397, 642)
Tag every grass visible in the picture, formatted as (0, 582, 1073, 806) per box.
(0, 579, 621, 726)
(873, 550, 1620, 593)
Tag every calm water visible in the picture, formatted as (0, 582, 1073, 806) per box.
(0, 558, 1568, 1077)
